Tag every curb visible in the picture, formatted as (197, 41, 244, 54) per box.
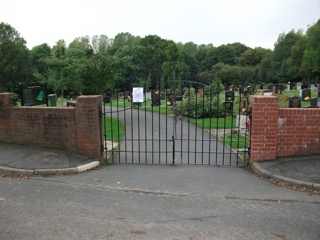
(0, 161, 100, 176)
(251, 162, 319, 191)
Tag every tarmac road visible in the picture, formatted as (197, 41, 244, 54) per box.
(1, 164, 319, 240)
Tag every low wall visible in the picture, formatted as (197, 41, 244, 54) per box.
(249, 95, 320, 162)
(277, 108, 320, 156)
(0, 93, 103, 160)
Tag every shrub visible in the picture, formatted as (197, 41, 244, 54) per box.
(181, 94, 226, 119)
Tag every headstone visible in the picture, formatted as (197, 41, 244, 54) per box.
(275, 85, 283, 94)
(151, 94, 160, 107)
(296, 82, 302, 90)
(300, 89, 311, 101)
(310, 84, 317, 91)
(301, 83, 308, 90)
(261, 89, 273, 96)
(224, 101, 233, 113)
(236, 115, 248, 135)
(286, 84, 291, 91)
(272, 85, 277, 94)
(263, 85, 273, 90)
(288, 96, 301, 108)
(225, 91, 234, 101)
(310, 98, 318, 107)
(145, 92, 152, 101)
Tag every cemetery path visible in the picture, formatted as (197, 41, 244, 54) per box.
(103, 106, 240, 165)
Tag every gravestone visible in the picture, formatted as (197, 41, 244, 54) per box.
(300, 89, 311, 101)
(261, 89, 273, 96)
(275, 84, 283, 94)
(225, 91, 234, 101)
(151, 94, 160, 107)
(145, 92, 152, 101)
(236, 115, 248, 135)
(263, 85, 272, 90)
(286, 84, 291, 91)
(310, 84, 317, 91)
(288, 96, 301, 108)
(301, 83, 308, 89)
(296, 82, 302, 90)
(224, 101, 233, 113)
(310, 98, 318, 107)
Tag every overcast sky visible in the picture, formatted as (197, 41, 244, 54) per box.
(1, 0, 319, 50)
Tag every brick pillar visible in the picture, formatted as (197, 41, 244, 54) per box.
(249, 96, 278, 162)
(0, 93, 14, 142)
(76, 95, 103, 160)
(0, 93, 15, 109)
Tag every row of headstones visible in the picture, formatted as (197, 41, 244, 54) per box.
(261, 83, 319, 94)
(289, 96, 320, 108)
(295, 82, 319, 91)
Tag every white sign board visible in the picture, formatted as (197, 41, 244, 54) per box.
(132, 87, 144, 103)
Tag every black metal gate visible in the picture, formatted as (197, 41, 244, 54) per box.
(102, 80, 250, 166)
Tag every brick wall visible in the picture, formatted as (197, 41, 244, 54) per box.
(249, 95, 320, 162)
(277, 108, 320, 156)
(0, 93, 103, 160)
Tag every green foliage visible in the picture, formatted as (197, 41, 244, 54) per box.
(0, 22, 30, 92)
(301, 20, 320, 80)
(3, 19, 320, 97)
(181, 89, 226, 119)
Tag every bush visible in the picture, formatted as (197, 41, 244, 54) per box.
(181, 95, 226, 119)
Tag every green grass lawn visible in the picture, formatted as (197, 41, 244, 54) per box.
(189, 116, 237, 129)
(264, 89, 318, 108)
(105, 99, 175, 115)
(104, 116, 125, 142)
(223, 134, 248, 149)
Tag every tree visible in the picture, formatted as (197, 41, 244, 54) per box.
(227, 42, 249, 57)
(0, 22, 30, 92)
(195, 44, 211, 72)
(283, 31, 307, 82)
(271, 30, 301, 83)
(139, 35, 168, 88)
(214, 44, 236, 65)
(181, 52, 199, 81)
(30, 43, 52, 83)
(92, 35, 111, 53)
(258, 52, 274, 83)
(162, 41, 183, 91)
(301, 20, 320, 81)
(45, 40, 85, 98)
(182, 41, 198, 56)
(210, 62, 242, 86)
(108, 32, 137, 54)
(240, 47, 271, 66)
